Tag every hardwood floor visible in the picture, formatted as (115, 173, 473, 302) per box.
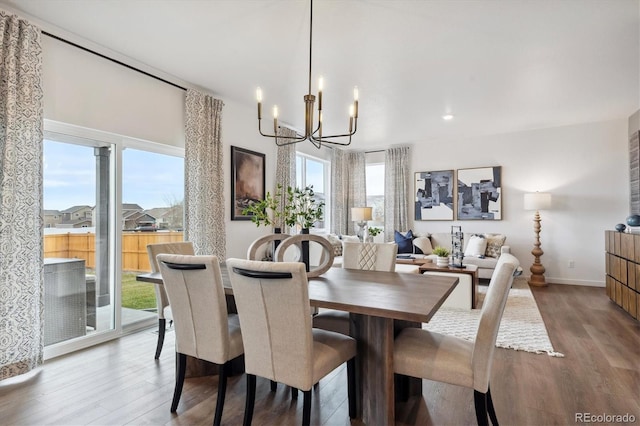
(1, 284, 638, 425)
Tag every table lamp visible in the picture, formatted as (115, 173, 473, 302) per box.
(524, 192, 551, 287)
(351, 207, 373, 242)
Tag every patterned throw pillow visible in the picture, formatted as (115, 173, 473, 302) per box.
(484, 234, 506, 258)
(394, 230, 414, 254)
(325, 234, 343, 256)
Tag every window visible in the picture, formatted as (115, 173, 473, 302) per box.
(296, 153, 330, 231)
(366, 162, 385, 227)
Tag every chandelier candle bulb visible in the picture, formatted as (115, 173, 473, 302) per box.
(353, 86, 359, 101)
(256, 87, 262, 102)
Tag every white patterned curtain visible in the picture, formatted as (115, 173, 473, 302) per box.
(184, 90, 226, 259)
(0, 11, 44, 381)
(275, 127, 296, 230)
(330, 149, 366, 235)
(384, 146, 411, 241)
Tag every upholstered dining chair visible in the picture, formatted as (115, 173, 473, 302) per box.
(312, 241, 398, 335)
(226, 258, 357, 426)
(146, 241, 194, 359)
(157, 254, 244, 426)
(393, 253, 520, 426)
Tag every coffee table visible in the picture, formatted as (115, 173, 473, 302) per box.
(419, 263, 479, 308)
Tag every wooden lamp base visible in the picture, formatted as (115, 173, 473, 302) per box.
(528, 210, 548, 287)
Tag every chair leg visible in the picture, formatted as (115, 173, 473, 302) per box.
(155, 318, 166, 359)
(302, 389, 312, 426)
(346, 358, 356, 419)
(170, 353, 187, 412)
(474, 390, 489, 426)
(243, 374, 256, 426)
(270, 380, 277, 392)
(487, 386, 499, 426)
(213, 362, 230, 426)
(291, 387, 298, 399)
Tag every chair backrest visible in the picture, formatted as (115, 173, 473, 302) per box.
(226, 258, 314, 390)
(146, 242, 195, 316)
(157, 254, 231, 364)
(342, 242, 398, 272)
(471, 253, 519, 392)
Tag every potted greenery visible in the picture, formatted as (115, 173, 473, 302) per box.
(242, 184, 324, 232)
(282, 185, 324, 231)
(242, 186, 282, 229)
(432, 246, 450, 267)
(366, 226, 382, 242)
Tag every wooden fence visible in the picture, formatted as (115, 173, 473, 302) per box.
(44, 232, 184, 272)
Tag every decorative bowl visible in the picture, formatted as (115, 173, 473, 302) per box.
(615, 223, 626, 232)
(626, 215, 640, 227)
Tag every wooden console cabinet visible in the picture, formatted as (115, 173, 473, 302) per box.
(605, 230, 640, 320)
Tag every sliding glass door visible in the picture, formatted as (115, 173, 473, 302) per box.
(42, 122, 186, 359)
(43, 134, 116, 357)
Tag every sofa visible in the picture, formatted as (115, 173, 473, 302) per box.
(394, 231, 510, 279)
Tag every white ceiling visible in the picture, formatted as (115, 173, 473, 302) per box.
(2, 0, 639, 149)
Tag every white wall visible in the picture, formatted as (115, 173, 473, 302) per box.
(39, 25, 630, 284)
(407, 119, 629, 286)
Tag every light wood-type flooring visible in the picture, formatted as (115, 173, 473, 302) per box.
(1, 283, 639, 425)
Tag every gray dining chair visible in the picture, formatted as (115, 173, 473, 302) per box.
(226, 258, 357, 426)
(146, 241, 195, 359)
(157, 254, 244, 426)
(312, 241, 398, 335)
(393, 253, 520, 426)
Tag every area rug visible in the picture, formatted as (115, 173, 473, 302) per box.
(423, 277, 564, 357)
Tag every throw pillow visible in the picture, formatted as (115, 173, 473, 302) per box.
(413, 236, 433, 255)
(464, 235, 487, 257)
(484, 233, 506, 258)
(394, 230, 414, 254)
(325, 234, 343, 256)
(341, 235, 360, 243)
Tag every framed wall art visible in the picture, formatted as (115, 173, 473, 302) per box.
(231, 146, 265, 220)
(414, 170, 454, 220)
(456, 166, 502, 220)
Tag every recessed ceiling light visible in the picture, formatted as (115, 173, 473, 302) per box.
(442, 114, 454, 121)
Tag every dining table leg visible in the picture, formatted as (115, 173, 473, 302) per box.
(351, 314, 423, 425)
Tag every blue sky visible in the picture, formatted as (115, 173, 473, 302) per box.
(43, 140, 184, 211)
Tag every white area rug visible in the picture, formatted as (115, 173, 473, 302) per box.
(423, 277, 564, 357)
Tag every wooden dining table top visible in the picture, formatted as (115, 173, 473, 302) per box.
(137, 265, 458, 323)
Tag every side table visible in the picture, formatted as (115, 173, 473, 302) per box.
(419, 263, 479, 308)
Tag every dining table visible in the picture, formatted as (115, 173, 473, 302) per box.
(137, 265, 458, 425)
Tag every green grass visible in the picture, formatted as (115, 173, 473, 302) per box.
(121, 271, 157, 310)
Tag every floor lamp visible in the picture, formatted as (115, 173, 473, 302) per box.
(524, 192, 551, 287)
(351, 207, 372, 242)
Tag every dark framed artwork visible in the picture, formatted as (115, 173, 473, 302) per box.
(414, 170, 454, 220)
(231, 146, 265, 220)
(456, 166, 502, 220)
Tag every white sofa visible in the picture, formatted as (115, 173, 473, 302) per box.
(404, 232, 510, 279)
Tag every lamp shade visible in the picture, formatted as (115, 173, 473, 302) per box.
(524, 192, 551, 211)
(351, 207, 373, 221)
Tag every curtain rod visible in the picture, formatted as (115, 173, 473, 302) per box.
(365, 149, 384, 154)
(42, 31, 188, 92)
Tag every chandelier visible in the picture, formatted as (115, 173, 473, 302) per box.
(256, 0, 359, 149)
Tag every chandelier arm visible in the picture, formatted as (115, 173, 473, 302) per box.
(276, 136, 309, 146)
(258, 120, 306, 140)
(310, 134, 352, 147)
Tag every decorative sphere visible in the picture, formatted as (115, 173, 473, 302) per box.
(626, 215, 640, 227)
(615, 223, 626, 232)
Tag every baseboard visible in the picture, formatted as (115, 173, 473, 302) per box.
(538, 277, 605, 287)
